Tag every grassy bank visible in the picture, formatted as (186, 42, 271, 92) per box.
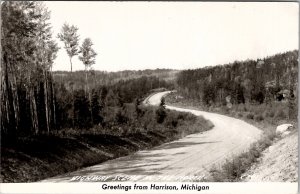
(1, 106, 213, 182)
(165, 92, 297, 182)
(206, 132, 276, 181)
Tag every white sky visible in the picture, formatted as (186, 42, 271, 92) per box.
(45, 1, 298, 72)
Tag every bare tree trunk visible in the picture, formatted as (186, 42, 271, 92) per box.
(29, 85, 39, 135)
(10, 64, 20, 133)
(72, 87, 75, 127)
(44, 70, 50, 134)
(67, 56, 75, 127)
(85, 67, 93, 125)
(50, 67, 56, 130)
(32, 92, 39, 135)
(69, 57, 73, 73)
(2, 54, 19, 137)
(1, 54, 10, 135)
(90, 90, 93, 125)
(85, 68, 88, 96)
(26, 70, 39, 135)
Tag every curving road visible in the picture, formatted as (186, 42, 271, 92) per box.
(41, 91, 262, 182)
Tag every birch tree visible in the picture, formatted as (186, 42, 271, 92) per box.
(57, 23, 80, 73)
(1, 1, 59, 136)
(79, 38, 97, 124)
(57, 23, 79, 127)
(78, 38, 97, 95)
(34, 2, 59, 133)
(1, 1, 38, 137)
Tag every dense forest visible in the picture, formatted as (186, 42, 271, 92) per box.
(1, 2, 59, 139)
(176, 51, 298, 119)
(54, 75, 172, 130)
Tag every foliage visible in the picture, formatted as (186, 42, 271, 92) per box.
(57, 23, 80, 72)
(0, 2, 177, 140)
(156, 107, 167, 124)
(78, 38, 97, 69)
(1, 1, 59, 137)
(177, 51, 298, 107)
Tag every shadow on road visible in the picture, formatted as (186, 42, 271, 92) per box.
(152, 141, 219, 150)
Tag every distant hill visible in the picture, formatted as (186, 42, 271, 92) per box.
(53, 69, 179, 87)
(53, 68, 179, 90)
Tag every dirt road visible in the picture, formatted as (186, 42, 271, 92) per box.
(42, 91, 262, 182)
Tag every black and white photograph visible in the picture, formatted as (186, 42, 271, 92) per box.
(0, 1, 298, 193)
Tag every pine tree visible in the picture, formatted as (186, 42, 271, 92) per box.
(156, 97, 167, 124)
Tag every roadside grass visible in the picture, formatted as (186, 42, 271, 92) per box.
(165, 92, 297, 182)
(205, 131, 276, 182)
(165, 92, 297, 132)
(202, 111, 296, 182)
(1, 106, 213, 182)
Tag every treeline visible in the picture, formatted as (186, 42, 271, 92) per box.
(53, 69, 178, 91)
(176, 51, 298, 108)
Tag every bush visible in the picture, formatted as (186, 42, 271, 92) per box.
(275, 109, 287, 120)
(269, 111, 275, 118)
(237, 112, 243, 117)
(164, 112, 179, 128)
(156, 107, 167, 124)
(246, 113, 254, 120)
(254, 114, 264, 122)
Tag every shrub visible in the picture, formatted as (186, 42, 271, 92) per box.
(236, 104, 247, 112)
(208, 132, 276, 182)
(275, 109, 287, 120)
(155, 107, 167, 124)
(246, 113, 254, 120)
(262, 110, 269, 118)
(164, 112, 179, 128)
(237, 112, 243, 117)
(269, 111, 275, 118)
(254, 114, 264, 122)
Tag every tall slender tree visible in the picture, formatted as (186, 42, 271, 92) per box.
(1, 2, 59, 136)
(34, 2, 59, 133)
(1, 2, 43, 136)
(78, 38, 97, 95)
(57, 23, 80, 127)
(57, 23, 80, 73)
(78, 38, 97, 124)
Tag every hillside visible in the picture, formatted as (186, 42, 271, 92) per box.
(243, 131, 298, 182)
(176, 50, 298, 108)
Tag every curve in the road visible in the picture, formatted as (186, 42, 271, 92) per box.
(41, 91, 262, 182)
